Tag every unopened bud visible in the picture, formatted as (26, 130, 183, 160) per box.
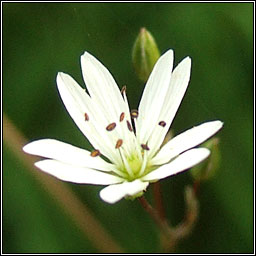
(132, 28, 160, 82)
(190, 138, 221, 182)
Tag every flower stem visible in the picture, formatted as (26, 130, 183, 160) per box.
(138, 196, 171, 237)
(153, 182, 165, 220)
(172, 186, 199, 239)
(193, 180, 201, 196)
(138, 185, 199, 252)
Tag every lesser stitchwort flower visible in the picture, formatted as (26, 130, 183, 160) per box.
(23, 50, 223, 204)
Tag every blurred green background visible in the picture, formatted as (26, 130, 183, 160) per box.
(3, 2, 253, 253)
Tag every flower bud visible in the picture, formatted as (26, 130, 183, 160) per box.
(132, 28, 160, 82)
(190, 138, 221, 182)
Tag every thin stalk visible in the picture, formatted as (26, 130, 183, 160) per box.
(138, 185, 199, 252)
(193, 179, 201, 196)
(153, 182, 166, 220)
(138, 196, 171, 237)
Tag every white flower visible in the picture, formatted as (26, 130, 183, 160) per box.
(23, 50, 223, 204)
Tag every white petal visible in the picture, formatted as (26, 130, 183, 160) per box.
(35, 160, 124, 185)
(80, 52, 138, 159)
(80, 52, 125, 122)
(56, 72, 91, 137)
(148, 57, 192, 156)
(142, 148, 210, 181)
(152, 120, 223, 165)
(23, 139, 114, 172)
(56, 72, 101, 149)
(99, 179, 149, 204)
(136, 49, 174, 144)
(56, 72, 122, 165)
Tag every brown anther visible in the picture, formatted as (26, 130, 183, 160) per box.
(121, 85, 127, 95)
(158, 121, 166, 127)
(120, 112, 125, 122)
(84, 113, 89, 121)
(141, 144, 150, 151)
(115, 139, 123, 149)
(131, 109, 139, 119)
(106, 122, 116, 131)
(126, 120, 133, 132)
(90, 149, 100, 157)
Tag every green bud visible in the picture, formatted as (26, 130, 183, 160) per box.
(190, 138, 221, 182)
(132, 28, 160, 82)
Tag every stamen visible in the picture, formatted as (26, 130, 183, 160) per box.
(115, 139, 123, 149)
(121, 85, 127, 95)
(158, 121, 166, 127)
(138, 150, 148, 176)
(84, 113, 89, 121)
(126, 120, 133, 132)
(90, 149, 100, 157)
(119, 148, 134, 179)
(131, 109, 139, 119)
(106, 122, 116, 131)
(120, 112, 125, 122)
(141, 144, 150, 151)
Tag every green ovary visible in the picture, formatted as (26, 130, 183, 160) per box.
(119, 154, 153, 181)
(128, 156, 142, 176)
(117, 156, 140, 180)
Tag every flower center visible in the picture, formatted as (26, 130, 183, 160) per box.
(127, 155, 142, 176)
(118, 150, 152, 181)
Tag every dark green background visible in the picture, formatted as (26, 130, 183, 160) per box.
(3, 2, 253, 253)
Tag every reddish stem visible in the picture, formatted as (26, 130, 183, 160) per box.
(193, 180, 201, 196)
(138, 196, 171, 236)
(153, 182, 166, 220)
